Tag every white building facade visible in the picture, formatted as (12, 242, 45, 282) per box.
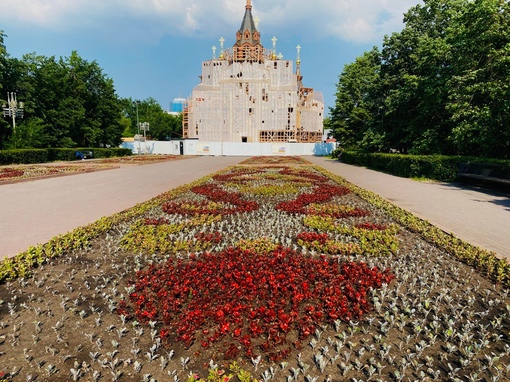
(183, 0, 324, 144)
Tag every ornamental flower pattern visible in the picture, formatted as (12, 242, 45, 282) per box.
(118, 162, 398, 361)
(118, 246, 394, 361)
(0, 156, 509, 382)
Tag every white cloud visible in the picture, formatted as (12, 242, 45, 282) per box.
(0, 0, 422, 44)
(254, 0, 421, 43)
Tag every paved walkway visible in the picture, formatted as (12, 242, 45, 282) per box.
(1, 156, 509, 261)
(307, 157, 510, 260)
(0, 156, 243, 259)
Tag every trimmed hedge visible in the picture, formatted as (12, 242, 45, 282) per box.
(0, 148, 132, 165)
(334, 151, 510, 182)
(47, 148, 132, 161)
(0, 149, 49, 165)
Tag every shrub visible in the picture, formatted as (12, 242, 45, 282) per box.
(0, 147, 132, 165)
(0, 149, 49, 164)
(338, 152, 505, 182)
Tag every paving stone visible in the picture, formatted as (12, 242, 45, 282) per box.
(0, 156, 243, 259)
(308, 156, 510, 260)
(2, 156, 508, 261)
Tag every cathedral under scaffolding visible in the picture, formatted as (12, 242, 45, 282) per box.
(183, 0, 324, 143)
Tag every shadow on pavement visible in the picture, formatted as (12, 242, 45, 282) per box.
(439, 182, 510, 211)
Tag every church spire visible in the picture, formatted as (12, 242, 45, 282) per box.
(237, 0, 258, 45)
(233, 0, 263, 62)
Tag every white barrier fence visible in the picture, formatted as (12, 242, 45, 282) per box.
(121, 140, 335, 157)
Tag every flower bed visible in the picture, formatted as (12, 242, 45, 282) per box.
(0, 163, 117, 182)
(0, 157, 509, 382)
(119, 247, 394, 362)
(0, 168, 25, 179)
(0, 155, 184, 183)
(238, 156, 309, 165)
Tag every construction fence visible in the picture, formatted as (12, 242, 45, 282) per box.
(121, 140, 336, 157)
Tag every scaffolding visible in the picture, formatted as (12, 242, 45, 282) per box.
(182, 100, 190, 138)
(182, 0, 324, 144)
(184, 56, 324, 143)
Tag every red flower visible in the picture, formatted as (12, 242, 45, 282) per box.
(119, 246, 394, 360)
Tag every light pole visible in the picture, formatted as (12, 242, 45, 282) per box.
(135, 101, 140, 135)
(135, 100, 140, 154)
(2, 92, 24, 130)
(140, 122, 149, 153)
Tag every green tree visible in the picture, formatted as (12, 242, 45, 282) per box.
(13, 51, 124, 148)
(149, 111, 183, 141)
(380, 0, 464, 154)
(329, 47, 382, 150)
(0, 31, 6, 148)
(15, 53, 64, 146)
(121, 97, 183, 141)
(333, 0, 510, 158)
(446, 0, 510, 158)
(1, 56, 34, 149)
(59, 51, 124, 147)
(0, 29, 6, 92)
(5, 117, 49, 149)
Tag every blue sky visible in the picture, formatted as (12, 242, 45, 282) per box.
(0, 0, 422, 114)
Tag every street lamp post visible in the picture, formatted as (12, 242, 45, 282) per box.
(135, 101, 140, 135)
(135, 100, 141, 154)
(139, 122, 149, 153)
(2, 92, 24, 130)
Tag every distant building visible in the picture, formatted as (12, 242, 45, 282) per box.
(171, 98, 186, 113)
(183, 0, 324, 143)
(166, 97, 186, 116)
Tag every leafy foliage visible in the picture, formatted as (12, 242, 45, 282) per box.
(4, 117, 49, 149)
(339, 151, 510, 182)
(329, 48, 383, 151)
(1, 51, 124, 148)
(121, 97, 183, 141)
(0, 147, 131, 165)
(330, 0, 510, 159)
(0, 39, 183, 149)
